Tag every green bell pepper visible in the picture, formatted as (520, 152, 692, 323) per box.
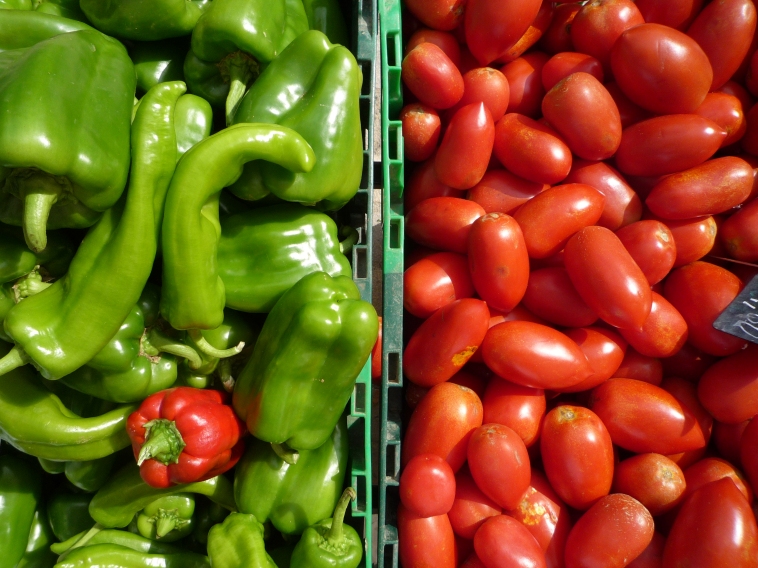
(184, 0, 309, 123)
(175, 94, 214, 158)
(234, 417, 348, 535)
(302, 0, 348, 45)
(290, 487, 362, 568)
(32, 0, 88, 22)
(16, 507, 58, 568)
(0, 225, 74, 284)
(0, 82, 185, 380)
(54, 543, 211, 568)
(218, 204, 354, 313)
(135, 494, 195, 542)
(89, 462, 236, 529)
(207, 513, 277, 568)
(232, 272, 378, 452)
(130, 38, 189, 94)
(230, 30, 362, 211)
(0, 10, 91, 52)
(0, 453, 43, 568)
(191, 499, 229, 546)
(47, 485, 95, 542)
(80, 0, 211, 41)
(160, 123, 315, 331)
(0, 29, 134, 252)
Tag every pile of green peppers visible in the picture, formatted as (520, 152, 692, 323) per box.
(0, 1, 376, 566)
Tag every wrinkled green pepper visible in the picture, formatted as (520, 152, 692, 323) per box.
(0, 29, 134, 252)
(302, 0, 348, 45)
(0, 225, 74, 284)
(232, 272, 378, 451)
(230, 30, 362, 210)
(234, 417, 348, 535)
(130, 38, 189, 94)
(54, 543, 211, 568)
(0, 82, 184, 380)
(160, 123, 315, 331)
(136, 494, 195, 542)
(218, 204, 354, 313)
(16, 507, 58, 568)
(80, 0, 211, 40)
(47, 485, 95, 542)
(184, 0, 308, 123)
(0, 453, 43, 568)
(207, 513, 277, 568)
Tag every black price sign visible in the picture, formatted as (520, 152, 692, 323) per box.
(714, 274, 758, 344)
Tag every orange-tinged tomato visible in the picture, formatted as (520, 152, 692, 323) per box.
(612, 453, 686, 516)
(616, 220, 676, 285)
(618, 292, 688, 358)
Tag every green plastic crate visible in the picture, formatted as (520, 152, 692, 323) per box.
(379, 0, 404, 566)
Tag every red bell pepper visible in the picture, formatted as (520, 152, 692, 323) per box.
(126, 387, 246, 488)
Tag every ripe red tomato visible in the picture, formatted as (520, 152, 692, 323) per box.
(663, 261, 747, 356)
(611, 23, 713, 114)
(467, 424, 531, 510)
(714, 419, 752, 464)
(612, 453, 686, 516)
(694, 92, 747, 147)
(590, 378, 706, 455)
(561, 327, 627, 392)
(647, 213, 718, 268)
(540, 405, 614, 510)
(400, 103, 441, 162)
(493, 113, 572, 185)
(542, 52, 604, 91)
(466, 169, 548, 214)
(474, 515, 547, 568)
(614, 348, 663, 385)
(400, 454, 457, 517)
(661, 376, 714, 468)
(402, 43, 464, 110)
(683, 457, 754, 505)
(663, 478, 758, 567)
(481, 321, 594, 390)
(522, 267, 599, 328)
(403, 0, 466, 31)
(635, 0, 703, 30)
(721, 195, 758, 261)
(482, 379, 545, 448)
(564, 225, 652, 330)
(467, 213, 529, 312)
(542, 72, 622, 161)
(435, 103, 494, 190)
(404, 298, 490, 387)
(498, 1, 555, 63)
(402, 382, 483, 472)
(449, 68, 510, 122)
(618, 292, 688, 358)
(405, 197, 485, 253)
(540, 4, 581, 54)
(398, 504, 456, 568)
(460, 554, 487, 568)
(698, 345, 758, 424)
(404, 159, 459, 212)
(570, 0, 645, 70)
(659, 342, 716, 383)
(447, 466, 502, 539)
(605, 82, 652, 129)
(616, 220, 676, 285)
(564, 494, 654, 568)
(627, 532, 666, 568)
(513, 184, 605, 259)
(500, 52, 550, 118)
(740, 419, 758, 498)
(405, 29, 462, 67)
(404, 252, 474, 319)
(464, 0, 543, 65)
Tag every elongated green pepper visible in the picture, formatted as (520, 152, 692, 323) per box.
(230, 30, 362, 210)
(232, 272, 378, 451)
(207, 513, 277, 568)
(160, 123, 315, 331)
(0, 453, 43, 568)
(0, 82, 184, 380)
(80, 0, 211, 40)
(54, 528, 183, 557)
(130, 38, 189, 94)
(54, 543, 211, 568)
(16, 507, 58, 568)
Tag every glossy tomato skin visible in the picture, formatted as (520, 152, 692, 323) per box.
(541, 405, 614, 510)
(398, 504, 457, 568)
(501, 53, 550, 118)
(663, 477, 758, 567)
(404, 159, 458, 212)
(542, 72, 622, 161)
(612, 454, 686, 516)
(614, 348, 663, 385)
(663, 261, 747, 356)
(400, 454, 456, 517)
(684, 457, 754, 505)
(466, 169, 548, 214)
(402, 43, 464, 109)
(647, 213, 718, 268)
(618, 292, 688, 358)
(661, 376, 714, 468)
(635, 0, 703, 30)
(449, 68, 510, 121)
(404, 298, 490, 387)
(514, 184, 604, 259)
(698, 345, 758, 424)
(467, 424, 531, 510)
(404, 0, 465, 31)
(401, 103, 442, 162)
(570, 0, 645, 70)
(615, 115, 725, 177)
(482, 379, 545, 448)
(611, 24, 713, 115)
(405, 197, 485, 253)
(522, 267, 598, 328)
(740, 419, 758, 498)
(493, 114, 572, 185)
(561, 327, 627, 392)
(721, 196, 758, 261)
(464, 0, 543, 65)
(564, 226, 652, 330)
(435, 103, 495, 190)
(468, 213, 529, 312)
(564, 494, 655, 568)
(482, 321, 594, 390)
(498, 1, 555, 63)
(565, 159, 642, 230)
(540, 4, 580, 54)
(542, 53, 603, 91)
(686, 0, 757, 90)
(646, 157, 753, 219)
(627, 532, 666, 568)
(448, 467, 502, 539)
(474, 515, 547, 568)
(589, 378, 706, 455)
(616, 220, 676, 285)
(405, 28, 462, 67)
(694, 92, 747, 147)
(402, 382, 483, 472)
(404, 252, 474, 319)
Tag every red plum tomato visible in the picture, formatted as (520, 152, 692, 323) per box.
(474, 515, 547, 568)
(635, 0, 703, 30)
(403, 252, 474, 319)
(615, 220, 676, 285)
(540, 3, 580, 54)
(405, 28, 461, 67)
(466, 169, 548, 214)
(522, 267, 598, 328)
(683, 457, 754, 505)
(612, 453, 686, 516)
(403, 0, 466, 31)
(561, 327, 627, 393)
(435, 103, 494, 190)
(402, 43, 464, 110)
(500, 53, 550, 118)
(570, 0, 644, 70)
(400, 454, 456, 517)
(617, 292, 689, 359)
(613, 348, 663, 385)
(398, 504, 456, 568)
(541, 53, 603, 91)
(448, 68, 510, 122)
(694, 92, 747, 147)
(448, 467, 502, 539)
(404, 159, 459, 212)
(697, 345, 758, 424)
(482, 379, 545, 448)
(720, 195, 758, 261)
(464, 0, 543, 66)
(405, 197, 485, 253)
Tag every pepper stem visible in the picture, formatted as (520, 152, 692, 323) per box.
(19, 173, 66, 253)
(222, 51, 260, 126)
(218, 358, 235, 392)
(339, 226, 360, 255)
(188, 329, 244, 359)
(12, 267, 52, 302)
(155, 514, 177, 539)
(0, 345, 31, 376)
(271, 442, 299, 465)
(145, 329, 203, 369)
(327, 487, 357, 543)
(137, 418, 186, 466)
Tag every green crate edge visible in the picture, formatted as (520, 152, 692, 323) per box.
(344, 0, 377, 566)
(379, 0, 404, 567)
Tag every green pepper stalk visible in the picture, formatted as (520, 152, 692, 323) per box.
(136, 494, 195, 542)
(290, 487, 362, 568)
